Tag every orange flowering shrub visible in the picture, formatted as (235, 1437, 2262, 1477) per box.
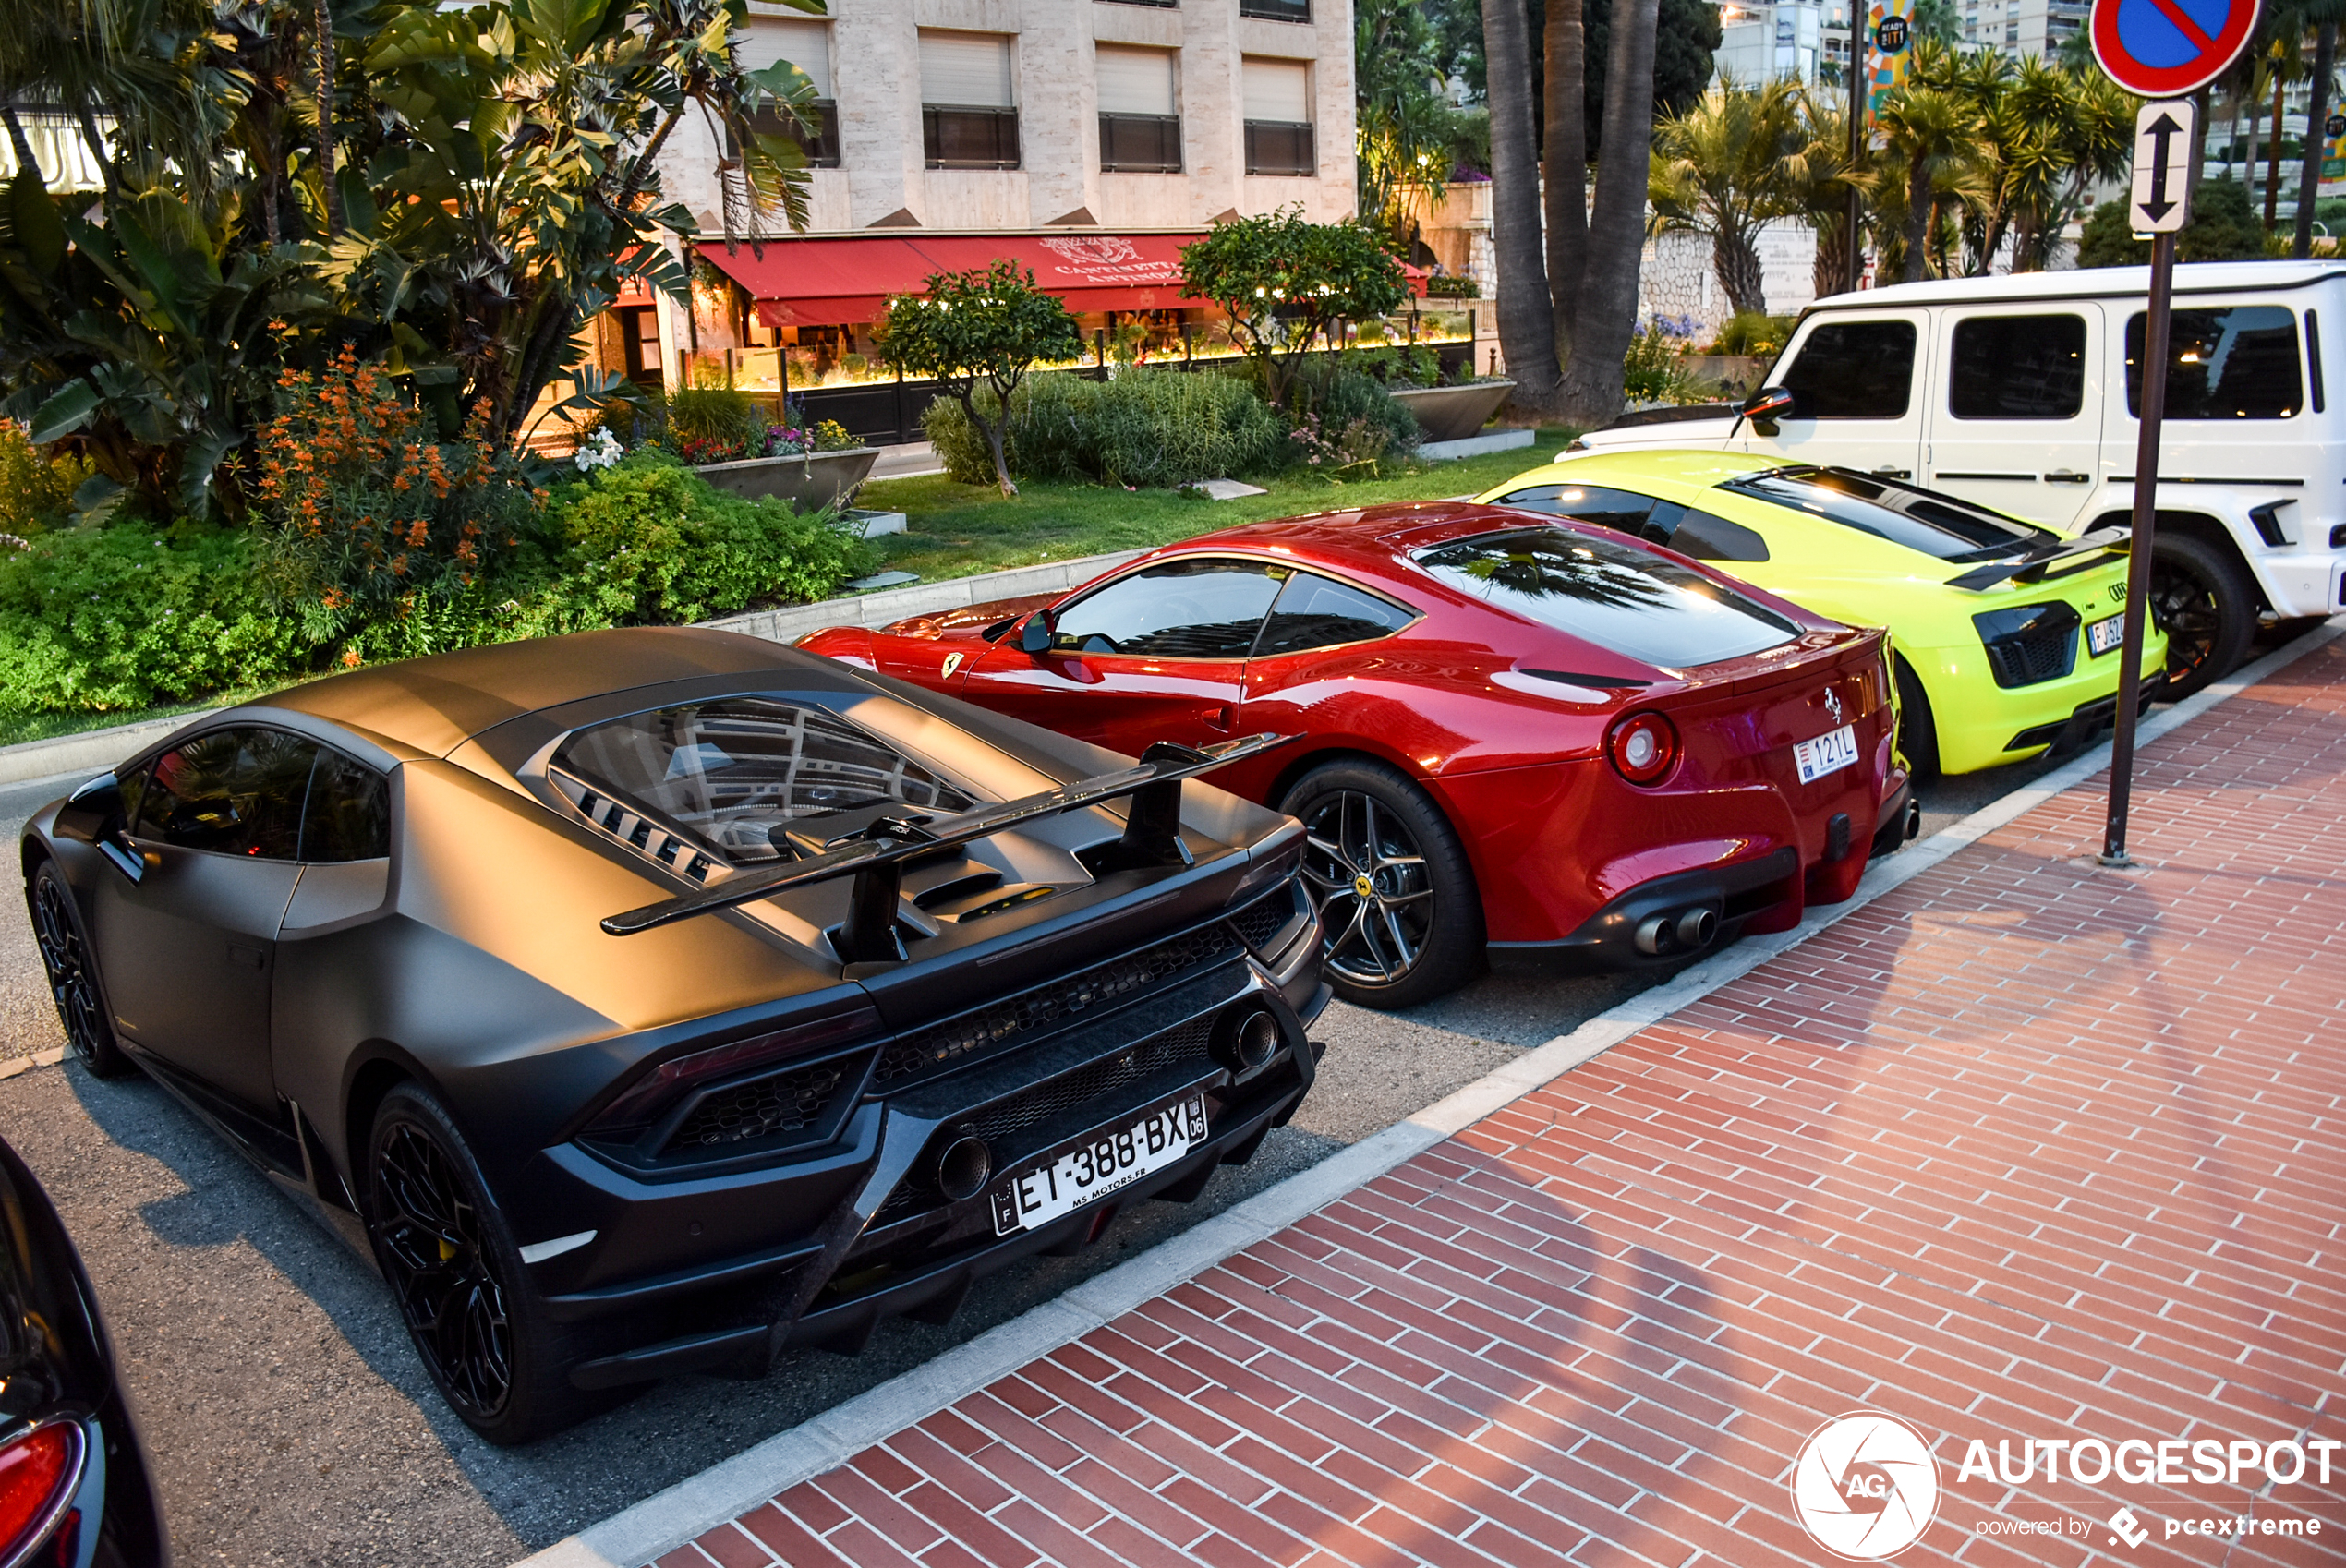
(254, 348, 541, 616)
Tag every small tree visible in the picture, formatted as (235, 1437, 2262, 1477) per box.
(876, 262, 1082, 497)
(1179, 208, 1409, 407)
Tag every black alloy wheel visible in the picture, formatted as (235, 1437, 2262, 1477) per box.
(367, 1084, 594, 1444)
(26, 862, 133, 1077)
(1282, 760, 1482, 1009)
(2146, 535, 2253, 701)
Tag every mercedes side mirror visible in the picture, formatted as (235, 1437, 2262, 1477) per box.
(1018, 612, 1054, 656)
(1740, 385, 1795, 435)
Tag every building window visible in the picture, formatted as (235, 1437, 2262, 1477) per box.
(1098, 0, 1176, 7)
(1241, 57, 1313, 175)
(920, 31, 1020, 169)
(1240, 0, 1312, 19)
(1097, 46, 1180, 173)
(734, 18, 839, 167)
(729, 103, 840, 168)
(617, 306, 663, 388)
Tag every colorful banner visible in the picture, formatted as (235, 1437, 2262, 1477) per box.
(1866, 0, 1916, 120)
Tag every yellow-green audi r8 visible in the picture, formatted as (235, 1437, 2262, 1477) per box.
(1476, 451, 2166, 776)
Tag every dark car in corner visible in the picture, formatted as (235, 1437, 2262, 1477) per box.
(21, 628, 1325, 1443)
(0, 1134, 168, 1565)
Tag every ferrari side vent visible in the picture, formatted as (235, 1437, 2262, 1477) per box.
(550, 770, 720, 885)
(871, 925, 1240, 1086)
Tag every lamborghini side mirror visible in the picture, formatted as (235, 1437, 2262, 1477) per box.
(1018, 612, 1053, 656)
(60, 773, 143, 882)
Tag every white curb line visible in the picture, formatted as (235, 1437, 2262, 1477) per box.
(510, 617, 2344, 1568)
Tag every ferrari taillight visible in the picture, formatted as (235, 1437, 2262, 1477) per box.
(0, 1421, 79, 1561)
(1606, 711, 1680, 786)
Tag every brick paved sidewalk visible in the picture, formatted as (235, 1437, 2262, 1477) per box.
(657, 639, 2346, 1568)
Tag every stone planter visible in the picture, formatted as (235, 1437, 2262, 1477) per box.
(695, 447, 880, 512)
(1389, 380, 1517, 442)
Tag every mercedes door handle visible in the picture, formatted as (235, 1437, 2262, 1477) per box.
(1870, 467, 1912, 479)
(2044, 470, 2091, 484)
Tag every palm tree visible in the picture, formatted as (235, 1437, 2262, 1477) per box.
(1873, 74, 1980, 282)
(2293, 6, 2344, 257)
(1543, 0, 1590, 343)
(1554, 0, 1662, 425)
(1791, 87, 1864, 297)
(1478, 0, 1564, 407)
(1647, 80, 1811, 316)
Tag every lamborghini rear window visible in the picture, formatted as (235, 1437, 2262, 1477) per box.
(551, 698, 973, 864)
(1410, 526, 1798, 668)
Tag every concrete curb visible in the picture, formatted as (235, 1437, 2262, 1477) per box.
(697, 549, 1143, 647)
(0, 713, 216, 789)
(509, 618, 2343, 1568)
(1418, 428, 1536, 461)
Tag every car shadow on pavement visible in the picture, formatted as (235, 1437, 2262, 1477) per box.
(46, 1050, 1359, 1559)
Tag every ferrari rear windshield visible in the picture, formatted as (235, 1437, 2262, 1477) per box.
(551, 698, 974, 865)
(1411, 526, 1798, 668)
(1724, 467, 2060, 562)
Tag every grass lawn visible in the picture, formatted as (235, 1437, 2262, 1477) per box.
(857, 427, 1576, 585)
(0, 429, 1575, 756)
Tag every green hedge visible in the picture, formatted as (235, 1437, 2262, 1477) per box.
(925, 367, 1289, 488)
(0, 452, 876, 725)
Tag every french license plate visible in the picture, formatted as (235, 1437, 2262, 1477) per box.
(990, 1097, 1207, 1236)
(1794, 724, 1859, 785)
(2087, 611, 2125, 657)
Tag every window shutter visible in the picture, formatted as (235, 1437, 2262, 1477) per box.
(738, 19, 831, 98)
(920, 31, 1014, 107)
(1240, 58, 1310, 122)
(1095, 47, 1176, 116)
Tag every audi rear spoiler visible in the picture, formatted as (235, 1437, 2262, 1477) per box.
(601, 732, 1292, 956)
(1943, 526, 2132, 592)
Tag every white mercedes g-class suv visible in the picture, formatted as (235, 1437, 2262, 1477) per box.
(1570, 261, 2346, 696)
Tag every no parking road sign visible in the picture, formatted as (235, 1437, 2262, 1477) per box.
(2091, 0, 2260, 98)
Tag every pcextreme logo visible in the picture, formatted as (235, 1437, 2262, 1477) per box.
(1790, 1412, 1941, 1560)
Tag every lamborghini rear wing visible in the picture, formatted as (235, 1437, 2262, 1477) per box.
(601, 732, 1292, 957)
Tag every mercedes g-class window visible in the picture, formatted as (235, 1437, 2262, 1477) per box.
(1950, 314, 2087, 418)
(1412, 526, 1797, 668)
(2125, 306, 2302, 419)
(552, 699, 975, 865)
(1779, 320, 1917, 419)
(1048, 558, 1283, 659)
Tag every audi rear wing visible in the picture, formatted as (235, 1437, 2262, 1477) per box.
(601, 732, 1293, 957)
(1943, 527, 2132, 592)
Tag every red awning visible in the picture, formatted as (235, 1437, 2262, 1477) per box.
(694, 232, 1424, 327)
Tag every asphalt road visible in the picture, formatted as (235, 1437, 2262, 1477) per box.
(0, 727, 2097, 1567)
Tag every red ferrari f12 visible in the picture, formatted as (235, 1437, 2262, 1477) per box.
(801, 502, 1915, 1007)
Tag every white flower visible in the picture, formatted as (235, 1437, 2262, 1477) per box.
(574, 428, 624, 471)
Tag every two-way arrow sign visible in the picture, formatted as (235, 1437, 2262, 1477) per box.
(2129, 99, 2198, 234)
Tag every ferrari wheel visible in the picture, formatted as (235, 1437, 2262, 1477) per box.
(367, 1083, 597, 1444)
(1283, 760, 1482, 1009)
(26, 862, 133, 1078)
(2146, 535, 2252, 700)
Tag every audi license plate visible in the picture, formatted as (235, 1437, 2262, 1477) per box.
(990, 1097, 1208, 1236)
(1794, 723, 1859, 785)
(2087, 611, 2125, 657)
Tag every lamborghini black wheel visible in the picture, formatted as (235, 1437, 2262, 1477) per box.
(26, 862, 133, 1077)
(367, 1083, 597, 1444)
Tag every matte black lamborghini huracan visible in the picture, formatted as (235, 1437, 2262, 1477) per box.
(23, 628, 1326, 1443)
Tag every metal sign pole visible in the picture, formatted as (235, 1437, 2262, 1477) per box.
(2101, 224, 2178, 865)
